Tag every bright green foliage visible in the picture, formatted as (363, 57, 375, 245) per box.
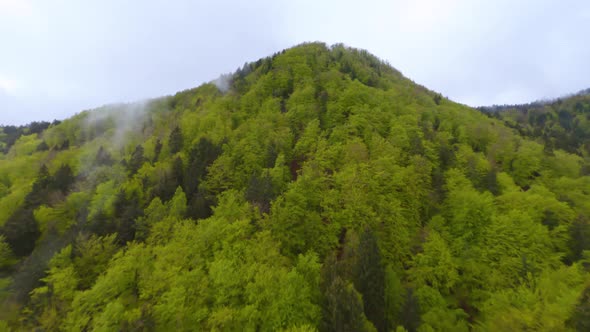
(28, 245, 79, 330)
(0, 235, 15, 269)
(444, 169, 495, 246)
(87, 180, 118, 221)
(73, 234, 119, 290)
(0, 43, 589, 331)
(415, 286, 469, 332)
(269, 168, 339, 257)
(410, 230, 458, 294)
(167, 186, 187, 218)
(476, 265, 586, 331)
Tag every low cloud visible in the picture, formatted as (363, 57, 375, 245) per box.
(213, 73, 232, 94)
(83, 100, 150, 149)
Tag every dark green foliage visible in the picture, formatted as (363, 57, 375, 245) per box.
(0, 121, 51, 153)
(488, 93, 590, 159)
(112, 190, 142, 244)
(127, 145, 145, 175)
(51, 164, 74, 194)
(1, 208, 39, 256)
(568, 285, 590, 331)
(151, 156, 185, 202)
(245, 171, 275, 214)
(36, 141, 49, 152)
(400, 289, 421, 332)
(354, 228, 386, 331)
(433, 93, 443, 105)
(95, 146, 113, 166)
(59, 139, 70, 150)
(324, 277, 373, 332)
(27, 165, 52, 206)
(186, 190, 213, 220)
(168, 126, 183, 154)
(153, 139, 163, 162)
(567, 216, 590, 264)
(171, 156, 184, 189)
(0, 165, 55, 256)
(184, 137, 221, 196)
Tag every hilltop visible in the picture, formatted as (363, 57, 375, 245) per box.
(0, 42, 589, 331)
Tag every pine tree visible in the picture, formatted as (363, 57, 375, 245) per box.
(169, 126, 183, 154)
(153, 139, 163, 162)
(127, 145, 146, 175)
(325, 277, 373, 332)
(185, 137, 221, 196)
(95, 146, 113, 166)
(354, 228, 386, 332)
(1, 208, 39, 256)
(52, 164, 75, 194)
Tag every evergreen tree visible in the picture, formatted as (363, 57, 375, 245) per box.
(567, 216, 590, 263)
(52, 164, 75, 194)
(36, 141, 49, 152)
(1, 208, 39, 256)
(354, 228, 386, 332)
(127, 145, 146, 175)
(400, 289, 421, 332)
(171, 156, 184, 192)
(168, 126, 183, 154)
(184, 137, 221, 196)
(95, 146, 113, 166)
(245, 171, 275, 214)
(325, 277, 374, 332)
(112, 190, 142, 244)
(568, 285, 590, 331)
(153, 139, 163, 162)
(26, 164, 51, 206)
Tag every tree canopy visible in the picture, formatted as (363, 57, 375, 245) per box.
(0, 42, 589, 331)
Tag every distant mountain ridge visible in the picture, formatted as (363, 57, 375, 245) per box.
(481, 91, 590, 159)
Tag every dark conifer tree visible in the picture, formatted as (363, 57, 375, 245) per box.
(324, 277, 372, 332)
(153, 139, 163, 162)
(127, 145, 146, 175)
(168, 126, 183, 154)
(354, 228, 386, 332)
(52, 164, 74, 194)
(95, 146, 114, 166)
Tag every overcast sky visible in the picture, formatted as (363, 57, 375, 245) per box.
(1, 0, 589, 125)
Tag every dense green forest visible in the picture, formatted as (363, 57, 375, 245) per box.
(1, 42, 589, 331)
(482, 92, 590, 163)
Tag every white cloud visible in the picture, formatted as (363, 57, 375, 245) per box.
(1, 0, 590, 123)
(0, 76, 21, 96)
(0, 0, 34, 18)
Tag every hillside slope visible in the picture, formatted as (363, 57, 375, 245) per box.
(483, 92, 590, 164)
(1, 42, 589, 331)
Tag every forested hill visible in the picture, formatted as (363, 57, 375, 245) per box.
(1, 42, 590, 331)
(481, 92, 590, 162)
(0, 121, 54, 154)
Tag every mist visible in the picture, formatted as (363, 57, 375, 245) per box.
(213, 74, 233, 94)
